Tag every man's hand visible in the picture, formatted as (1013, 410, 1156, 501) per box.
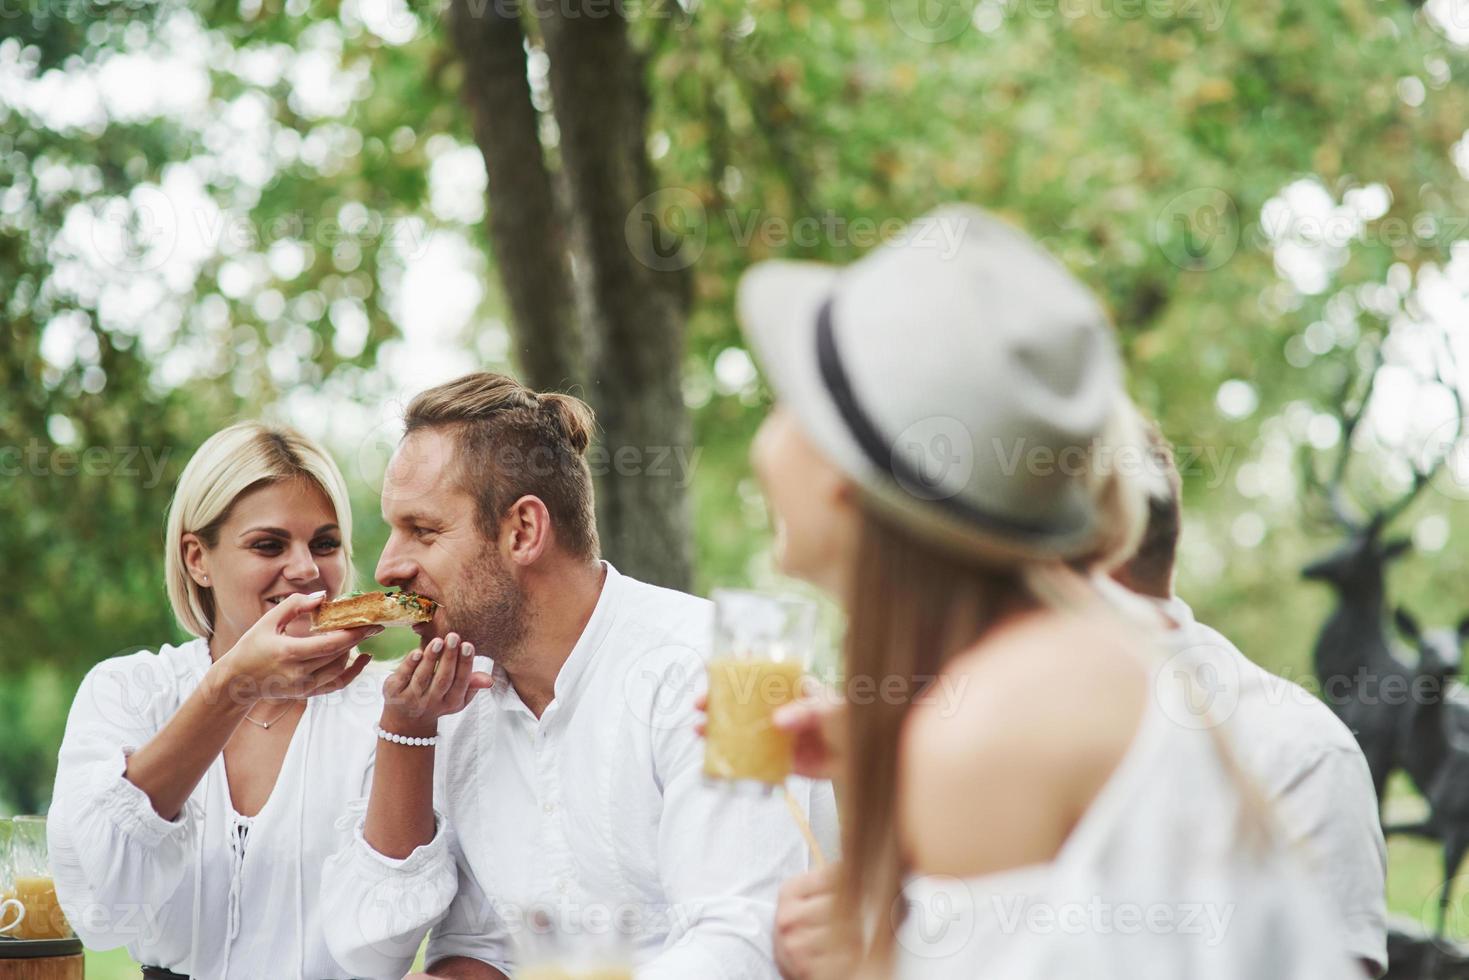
(380, 632, 493, 737)
(405, 955, 509, 979)
(364, 633, 492, 860)
(774, 865, 859, 980)
(693, 680, 846, 781)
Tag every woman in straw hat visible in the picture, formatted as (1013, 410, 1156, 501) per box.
(729, 205, 1358, 978)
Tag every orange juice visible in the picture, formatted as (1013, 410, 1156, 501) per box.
(10, 876, 70, 940)
(0, 888, 22, 936)
(703, 657, 805, 785)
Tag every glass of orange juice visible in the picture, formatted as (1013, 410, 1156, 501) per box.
(0, 817, 26, 938)
(513, 907, 634, 980)
(702, 589, 817, 790)
(10, 816, 71, 941)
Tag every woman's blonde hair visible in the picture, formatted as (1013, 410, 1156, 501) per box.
(164, 422, 354, 638)
(837, 394, 1155, 970)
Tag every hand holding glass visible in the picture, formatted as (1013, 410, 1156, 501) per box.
(702, 590, 817, 788)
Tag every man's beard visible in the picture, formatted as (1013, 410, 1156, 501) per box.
(444, 550, 530, 666)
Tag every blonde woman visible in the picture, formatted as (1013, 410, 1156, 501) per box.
(731, 206, 1359, 978)
(48, 423, 385, 979)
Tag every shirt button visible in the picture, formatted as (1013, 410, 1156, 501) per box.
(543, 802, 556, 814)
(557, 879, 570, 894)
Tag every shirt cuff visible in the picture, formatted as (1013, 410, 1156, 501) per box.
(349, 810, 451, 874)
(95, 748, 193, 847)
(1339, 918, 1387, 977)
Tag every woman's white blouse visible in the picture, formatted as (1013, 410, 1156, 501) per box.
(893, 662, 1358, 979)
(48, 638, 385, 979)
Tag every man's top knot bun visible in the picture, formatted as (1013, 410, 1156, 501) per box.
(538, 392, 595, 456)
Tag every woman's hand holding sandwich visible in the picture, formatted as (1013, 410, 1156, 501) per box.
(217, 590, 382, 702)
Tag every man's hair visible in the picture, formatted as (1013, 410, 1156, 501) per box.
(404, 373, 600, 559)
(1119, 418, 1183, 597)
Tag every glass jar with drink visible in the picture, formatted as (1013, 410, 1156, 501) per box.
(512, 907, 634, 980)
(0, 818, 26, 939)
(6, 816, 72, 941)
(701, 590, 818, 789)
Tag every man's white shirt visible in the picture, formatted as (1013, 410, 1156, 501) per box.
(321, 562, 840, 979)
(1157, 594, 1388, 975)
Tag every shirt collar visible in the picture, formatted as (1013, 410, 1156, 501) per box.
(551, 560, 621, 705)
(491, 560, 622, 714)
(1159, 593, 1197, 631)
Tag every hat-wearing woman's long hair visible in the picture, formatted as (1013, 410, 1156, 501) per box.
(834, 399, 1159, 971)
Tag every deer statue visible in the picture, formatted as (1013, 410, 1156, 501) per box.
(1301, 517, 1414, 801)
(1300, 339, 1465, 806)
(1383, 608, 1469, 944)
(1392, 609, 1469, 800)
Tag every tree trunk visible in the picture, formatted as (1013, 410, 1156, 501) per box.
(448, 0, 582, 391)
(534, 0, 694, 590)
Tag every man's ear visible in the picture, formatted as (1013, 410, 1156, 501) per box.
(181, 533, 211, 587)
(502, 495, 552, 566)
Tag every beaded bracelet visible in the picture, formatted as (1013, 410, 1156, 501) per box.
(376, 725, 438, 747)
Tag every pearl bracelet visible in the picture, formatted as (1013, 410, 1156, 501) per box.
(376, 725, 438, 747)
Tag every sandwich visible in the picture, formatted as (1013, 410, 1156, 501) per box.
(311, 589, 439, 631)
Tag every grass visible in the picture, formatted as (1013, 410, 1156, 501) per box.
(81, 941, 428, 978)
(1385, 771, 1469, 939)
(82, 947, 135, 980)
